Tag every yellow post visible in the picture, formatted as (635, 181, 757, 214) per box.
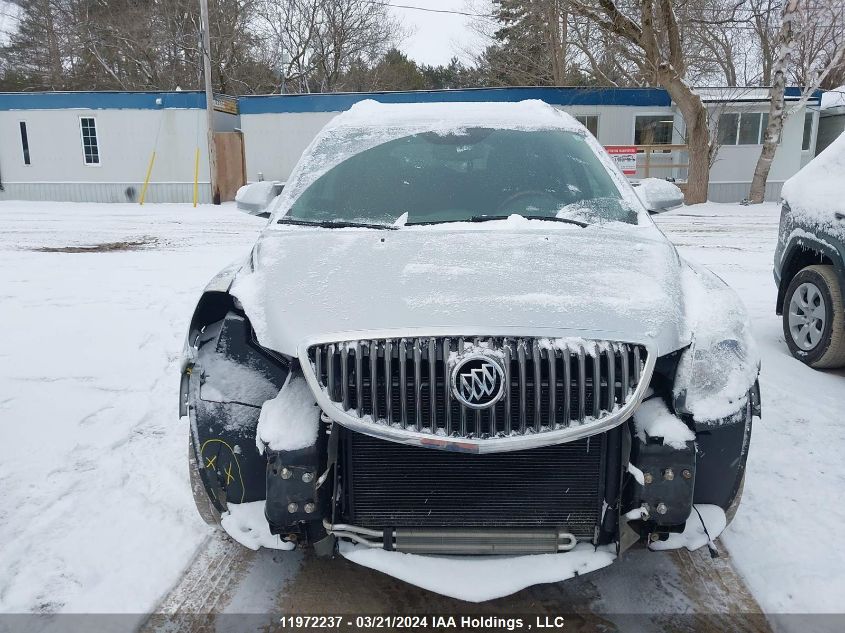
(139, 151, 156, 205)
(193, 147, 200, 208)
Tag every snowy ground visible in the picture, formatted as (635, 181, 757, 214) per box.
(0, 202, 264, 617)
(657, 203, 845, 619)
(0, 200, 843, 627)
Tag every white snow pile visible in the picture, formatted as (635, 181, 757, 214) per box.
(675, 262, 759, 421)
(633, 398, 695, 449)
(820, 85, 845, 110)
(781, 129, 845, 240)
(256, 375, 319, 454)
(327, 98, 582, 132)
(220, 501, 295, 551)
(339, 542, 616, 602)
(199, 334, 279, 407)
(626, 462, 645, 485)
(649, 505, 726, 552)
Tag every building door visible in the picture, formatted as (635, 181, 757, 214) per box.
(213, 131, 246, 202)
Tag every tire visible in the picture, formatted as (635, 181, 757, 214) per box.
(189, 437, 222, 527)
(782, 265, 845, 369)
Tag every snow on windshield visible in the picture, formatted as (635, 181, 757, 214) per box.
(268, 100, 646, 224)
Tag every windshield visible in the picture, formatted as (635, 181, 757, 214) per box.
(283, 128, 637, 226)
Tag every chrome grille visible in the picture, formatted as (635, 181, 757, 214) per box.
(306, 337, 649, 442)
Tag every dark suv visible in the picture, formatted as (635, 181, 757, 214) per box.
(775, 169, 845, 368)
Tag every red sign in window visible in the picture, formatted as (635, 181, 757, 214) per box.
(604, 145, 638, 175)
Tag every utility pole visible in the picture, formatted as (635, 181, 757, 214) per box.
(199, 0, 220, 204)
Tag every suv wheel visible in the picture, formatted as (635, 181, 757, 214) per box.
(782, 265, 845, 368)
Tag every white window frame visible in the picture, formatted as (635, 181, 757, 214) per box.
(632, 112, 676, 146)
(801, 111, 815, 153)
(574, 114, 600, 138)
(717, 111, 772, 146)
(18, 119, 31, 166)
(79, 116, 102, 166)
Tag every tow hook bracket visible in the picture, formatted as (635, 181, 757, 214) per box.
(631, 437, 696, 526)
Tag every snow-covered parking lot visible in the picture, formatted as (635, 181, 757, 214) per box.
(1, 200, 844, 629)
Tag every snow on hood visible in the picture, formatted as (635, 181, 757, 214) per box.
(781, 130, 845, 240)
(339, 541, 616, 602)
(231, 222, 688, 356)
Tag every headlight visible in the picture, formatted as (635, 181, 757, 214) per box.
(674, 264, 760, 422)
(673, 337, 757, 422)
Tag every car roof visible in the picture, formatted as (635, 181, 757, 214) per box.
(324, 99, 584, 133)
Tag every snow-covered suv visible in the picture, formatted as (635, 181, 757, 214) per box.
(775, 131, 845, 369)
(180, 100, 761, 597)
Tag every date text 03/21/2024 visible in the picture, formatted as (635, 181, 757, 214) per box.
(277, 615, 568, 629)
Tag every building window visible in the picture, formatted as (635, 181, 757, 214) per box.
(717, 112, 770, 145)
(575, 115, 599, 137)
(717, 113, 739, 145)
(80, 117, 100, 165)
(634, 115, 674, 145)
(19, 121, 30, 165)
(802, 112, 814, 151)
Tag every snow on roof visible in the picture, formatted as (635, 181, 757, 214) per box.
(821, 86, 845, 111)
(697, 86, 821, 105)
(323, 99, 582, 132)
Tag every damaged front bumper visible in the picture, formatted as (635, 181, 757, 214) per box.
(182, 304, 758, 580)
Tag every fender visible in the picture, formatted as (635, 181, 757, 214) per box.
(776, 234, 845, 315)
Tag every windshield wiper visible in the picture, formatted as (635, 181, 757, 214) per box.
(467, 214, 589, 228)
(277, 217, 398, 230)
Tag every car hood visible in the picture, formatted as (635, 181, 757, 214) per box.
(231, 222, 689, 357)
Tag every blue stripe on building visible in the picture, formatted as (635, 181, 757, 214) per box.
(0, 91, 207, 111)
(238, 87, 672, 114)
(0, 86, 823, 113)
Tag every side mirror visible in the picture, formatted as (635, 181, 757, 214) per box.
(633, 178, 685, 214)
(235, 181, 285, 218)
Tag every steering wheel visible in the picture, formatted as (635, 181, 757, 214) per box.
(496, 190, 558, 214)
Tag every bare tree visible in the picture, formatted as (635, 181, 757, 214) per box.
(566, 0, 715, 203)
(253, 0, 321, 93)
(749, 0, 845, 203)
(310, 0, 402, 92)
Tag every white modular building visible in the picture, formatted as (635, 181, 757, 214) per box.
(0, 86, 824, 204)
(239, 86, 822, 203)
(0, 91, 241, 203)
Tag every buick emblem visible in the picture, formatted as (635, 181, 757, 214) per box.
(450, 354, 506, 410)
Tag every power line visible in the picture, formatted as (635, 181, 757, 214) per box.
(365, 1, 489, 18)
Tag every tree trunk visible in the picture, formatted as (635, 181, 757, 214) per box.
(749, 0, 797, 204)
(749, 136, 779, 203)
(661, 72, 711, 204)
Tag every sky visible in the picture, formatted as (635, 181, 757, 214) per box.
(0, 0, 484, 68)
(0, 1, 21, 45)
(387, 0, 488, 66)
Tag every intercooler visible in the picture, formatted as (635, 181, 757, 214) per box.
(340, 430, 607, 541)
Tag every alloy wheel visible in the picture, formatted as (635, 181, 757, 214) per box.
(788, 282, 827, 350)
